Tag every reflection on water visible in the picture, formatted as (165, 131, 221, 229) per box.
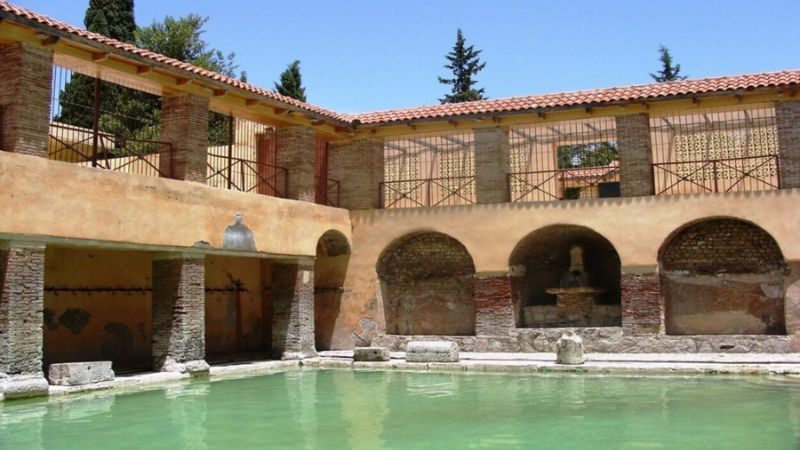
(0, 371, 799, 449)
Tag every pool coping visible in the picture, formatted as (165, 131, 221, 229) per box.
(4, 352, 800, 402)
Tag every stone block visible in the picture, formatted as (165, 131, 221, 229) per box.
(184, 359, 210, 377)
(353, 347, 390, 362)
(47, 361, 114, 386)
(556, 332, 585, 365)
(406, 341, 459, 363)
(1, 372, 49, 399)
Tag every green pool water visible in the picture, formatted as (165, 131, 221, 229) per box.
(1, 369, 799, 449)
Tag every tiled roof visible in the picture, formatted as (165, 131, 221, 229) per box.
(0, 2, 353, 124)
(2, 2, 799, 128)
(354, 71, 800, 125)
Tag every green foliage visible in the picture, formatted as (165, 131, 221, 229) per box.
(85, 0, 136, 42)
(274, 60, 307, 102)
(650, 45, 687, 82)
(438, 29, 487, 103)
(557, 141, 618, 169)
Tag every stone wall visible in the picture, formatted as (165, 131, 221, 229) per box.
(473, 275, 515, 336)
(621, 272, 662, 335)
(378, 232, 475, 336)
(151, 255, 206, 371)
(373, 328, 800, 353)
(661, 219, 787, 335)
(329, 138, 384, 209)
(776, 100, 800, 189)
(0, 243, 45, 374)
(160, 93, 209, 182)
(0, 42, 52, 157)
(615, 113, 654, 197)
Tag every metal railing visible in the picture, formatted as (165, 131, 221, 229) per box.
(48, 122, 171, 177)
(207, 154, 288, 197)
(316, 176, 340, 207)
(507, 164, 620, 202)
(380, 176, 476, 208)
(653, 154, 780, 195)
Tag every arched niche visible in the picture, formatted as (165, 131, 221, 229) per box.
(377, 232, 476, 336)
(314, 230, 351, 350)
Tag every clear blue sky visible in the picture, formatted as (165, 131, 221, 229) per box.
(15, 0, 800, 113)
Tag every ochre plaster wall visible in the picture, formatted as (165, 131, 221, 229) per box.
(0, 152, 350, 257)
(330, 189, 800, 349)
(205, 255, 270, 359)
(43, 247, 152, 372)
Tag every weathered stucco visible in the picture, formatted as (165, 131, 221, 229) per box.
(0, 152, 350, 258)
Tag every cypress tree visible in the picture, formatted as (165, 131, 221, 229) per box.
(437, 29, 487, 104)
(650, 45, 688, 82)
(274, 60, 307, 102)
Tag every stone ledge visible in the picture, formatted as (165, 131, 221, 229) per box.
(406, 341, 459, 363)
(0, 373, 49, 399)
(354, 347, 390, 362)
(48, 361, 115, 386)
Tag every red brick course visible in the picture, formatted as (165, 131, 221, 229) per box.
(329, 138, 384, 209)
(776, 100, 800, 189)
(277, 126, 316, 202)
(271, 262, 316, 358)
(616, 113, 654, 197)
(472, 275, 515, 335)
(160, 93, 209, 182)
(621, 272, 662, 335)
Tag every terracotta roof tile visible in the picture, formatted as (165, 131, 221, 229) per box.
(353, 70, 800, 125)
(1, 2, 799, 128)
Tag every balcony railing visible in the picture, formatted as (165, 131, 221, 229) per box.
(207, 154, 288, 197)
(380, 176, 477, 208)
(48, 122, 171, 178)
(507, 164, 620, 202)
(316, 176, 340, 207)
(653, 155, 780, 196)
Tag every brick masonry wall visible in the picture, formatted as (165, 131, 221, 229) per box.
(160, 93, 209, 182)
(379, 233, 475, 335)
(151, 255, 206, 369)
(474, 127, 510, 204)
(472, 275, 515, 336)
(776, 100, 800, 189)
(271, 262, 316, 357)
(0, 42, 52, 157)
(0, 244, 45, 374)
(329, 138, 384, 209)
(661, 219, 784, 274)
(621, 272, 662, 335)
(616, 113, 654, 197)
(277, 126, 316, 202)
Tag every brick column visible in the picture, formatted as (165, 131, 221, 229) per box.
(329, 138, 384, 209)
(616, 113, 654, 197)
(277, 126, 316, 202)
(151, 253, 208, 374)
(474, 127, 510, 204)
(0, 42, 53, 158)
(271, 261, 316, 359)
(620, 270, 663, 335)
(472, 273, 515, 335)
(160, 93, 209, 182)
(0, 241, 49, 398)
(776, 100, 800, 189)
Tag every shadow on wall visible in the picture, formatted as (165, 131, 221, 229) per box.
(660, 217, 788, 335)
(315, 230, 351, 350)
(509, 224, 621, 328)
(377, 231, 476, 336)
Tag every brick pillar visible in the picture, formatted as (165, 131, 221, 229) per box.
(0, 42, 53, 158)
(160, 93, 209, 182)
(151, 253, 208, 374)
(474, 127, 510, 204)
(277, 126, 316, 202)
(472, 273, 515, 335)
(620, 270, 663, 335)
(0, 241, 49, 398)
(329, 138, 384, 209)
(776, 100, 800, 189)
(271, 261, 316, 359)
(616, 113, 654, 197)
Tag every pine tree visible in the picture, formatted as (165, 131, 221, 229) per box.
(274, 60, 307, 102)
(650, 45, 688, 82)
(437, 29, 487, 103)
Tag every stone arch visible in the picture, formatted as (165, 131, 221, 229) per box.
(659, 217, 787, 335)
(509, 224, 621, 328)
(377, 231, 476, 336)
(314, 230, 351, 350)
